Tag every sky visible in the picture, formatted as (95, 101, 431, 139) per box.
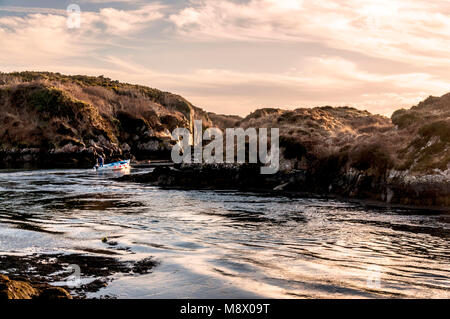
(0, 0, 449, 116)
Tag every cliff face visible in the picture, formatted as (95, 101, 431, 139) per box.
(0, 72, 212, 167)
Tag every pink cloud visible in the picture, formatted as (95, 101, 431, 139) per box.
(170, 0, 450, 66)
(1, 1, 449, 117)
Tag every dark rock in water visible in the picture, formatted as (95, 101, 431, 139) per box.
(322, 169, 450, 209)
(35, 287, 73, 300)
(119, 163, 280, 191)
(0, 274, 72, 300)
(131, 257, 158, 274)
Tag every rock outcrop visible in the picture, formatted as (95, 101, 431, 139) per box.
(0, 275, 72, 300)
(119, 163, 449, 209)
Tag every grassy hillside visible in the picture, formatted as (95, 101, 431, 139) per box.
(227, 98, 449, 207)
(0, 71, 212, 166)
(235, 100, 449, 176)
(392, 94, 450, 173)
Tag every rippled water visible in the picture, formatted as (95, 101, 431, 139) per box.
(0, 168, 449, 298)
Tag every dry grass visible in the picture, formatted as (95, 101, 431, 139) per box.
(239, 99, 449, 175)
(0, 72, 211, 153)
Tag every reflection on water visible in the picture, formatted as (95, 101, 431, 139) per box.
(0, 168, 449, 298)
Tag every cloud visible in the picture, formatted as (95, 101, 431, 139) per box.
(0, 6, 66, 14)
(88, 55, 449, 116)
(170, 0, 450, 66)
(93, 4, 166, 34)
(0, 14, 86, 60)
(79, 0, 145, 3)
(166, 0, 450, 114)
(170, 0, 305, 41)
(0, 3, 166, 63)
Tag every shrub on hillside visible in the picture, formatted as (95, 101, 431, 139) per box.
(350, 142, 394, 172)
(279, 136, 307, 160)
(418, 120, 450, 142)
(391, 109, 421, 129)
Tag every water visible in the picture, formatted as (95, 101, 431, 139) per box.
(0, 168, 449, 298)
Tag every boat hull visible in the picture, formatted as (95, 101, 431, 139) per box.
(94, 160, 131, 171)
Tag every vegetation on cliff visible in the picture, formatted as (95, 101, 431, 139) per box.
(392, 94, 450, 173)
(232, 98, 449, 177)
(0, 71, 212, 166)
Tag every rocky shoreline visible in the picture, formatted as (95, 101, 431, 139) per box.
(0, 275, 72, 300)
(118, 164, 450, 210)
(0, 146, 169, 169)
(0, 253, 157, 299)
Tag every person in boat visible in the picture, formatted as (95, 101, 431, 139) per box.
(97, 155, 104, 167)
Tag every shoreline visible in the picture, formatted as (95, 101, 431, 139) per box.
(124, 183, 450, 213)
(117, 163, 450, 212)
(1, 161, 447, 211)
(0, 253, 157, 299)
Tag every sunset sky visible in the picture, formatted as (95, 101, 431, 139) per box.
(0, 0, 449, 116)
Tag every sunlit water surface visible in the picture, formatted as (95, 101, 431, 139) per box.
(0, 169, 449, 298)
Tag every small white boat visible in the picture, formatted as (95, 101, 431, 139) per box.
(94, 160, 131, 171)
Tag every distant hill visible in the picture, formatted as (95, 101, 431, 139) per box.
(206, 112, 242, 131)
